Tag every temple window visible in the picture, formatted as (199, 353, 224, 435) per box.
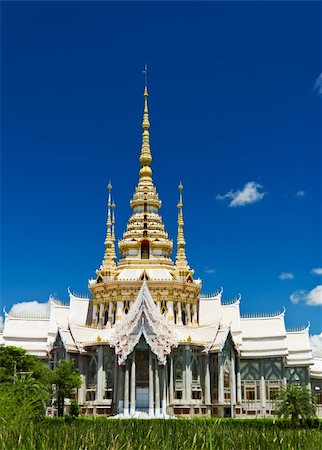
(241, 380, 260, 402)
(263, 359, 282, 380)
(104, 349, 114, 399)
(181, 307, 187, 326)
(224, 370, 231, 400)
(161, 300, 167, 315)
(175, 360, 183, 381)
(192, 358, 199, 383)
(104, 309, 109, 325)
(174, 357, 183, 400)
(285, 367, 308, 386)
(141, 240, 150, 259)
(123, 300, 130, 315)
(88, 356, 97, 388)
(265, 381, 283, 401)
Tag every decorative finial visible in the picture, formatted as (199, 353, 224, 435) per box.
(175, 182, 192, 277)
(99, 181, 116, 274)
(143, 63, 148, 89)
(111, 200, 116, 260)
(176, 182, 186, 261)
(139, 72, 152, 183)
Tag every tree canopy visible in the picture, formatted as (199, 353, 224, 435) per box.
(0, 346, 51, 385)
(53, 359, 81, 416)
(274, 384, 316, 426)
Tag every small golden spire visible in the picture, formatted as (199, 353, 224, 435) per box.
(111, 200, 116, 260)
(176, 182, 187, 266)
(105, 182, 112, 244)
(139, 72, 152, 182)
(101, 182, 116, 272)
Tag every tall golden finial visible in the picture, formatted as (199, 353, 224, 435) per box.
(105, 182, 112, 243)
(139, 64, 152, 182)
(111, 200, 116, 260)
(101, 182, 116, 271)
(175, 182, 188, 268)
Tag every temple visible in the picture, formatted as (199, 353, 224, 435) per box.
(1, 85, 321, 418)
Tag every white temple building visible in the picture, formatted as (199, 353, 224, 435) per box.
(1, 85, 321, 418)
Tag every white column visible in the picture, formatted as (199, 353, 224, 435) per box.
(113, 354, 118, 405)
(108, 302, 114, 326)
(177, 302, 182, 325)
(91, 303, 98, 326)
(186, 303, 191, 326)
(218, 353, 224, 404)
(130, 352, 136, 415)
(167, 301, 174, 323)
(192, 303, 198, 326)
(169, 355, 174, 404)
(237, 370, 242, 403)
(96, 346, 105, 402)
(185, 346, 191, 403)
(205, 354, 211, 404)
(260, 374, 266, 413)
(116, 300, 123, 323)
(124, 362, 129, 417)
(98, 303, 104, 328)
(230, 353, 235, 418)
(231, 353, 236, 404)
(149, 352, 154, 417)
(155, 361, 160, 417)
(117, 365, 124, 413)
(162, 366, 167, 416)
(78, 356, 86, 405)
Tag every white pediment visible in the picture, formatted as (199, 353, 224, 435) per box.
(109, 281, 179, 365)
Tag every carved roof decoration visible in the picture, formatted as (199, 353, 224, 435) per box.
(109, 281, 179, 365)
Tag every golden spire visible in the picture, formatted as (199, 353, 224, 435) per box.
(111, 200, 116, 261)
(100, 182, 116, 273)
(139, 83, 153, 183)
(175, 183, 193, 278)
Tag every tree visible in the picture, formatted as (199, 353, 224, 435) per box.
(53, 360, 81, 417)
(274, 384, 316, 426)
(0, 346, 51, 386)
(0, 374, 50, 426)
(69, 399, 80, 417)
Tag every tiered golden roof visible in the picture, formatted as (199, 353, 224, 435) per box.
(116, 86, 174, 272)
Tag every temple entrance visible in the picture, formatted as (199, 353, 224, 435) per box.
(135, 350, 149, 411)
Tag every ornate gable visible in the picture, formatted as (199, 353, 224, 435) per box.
(109, 281, 179, 365)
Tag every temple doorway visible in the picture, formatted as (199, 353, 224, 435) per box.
(135, 350, 149, 411)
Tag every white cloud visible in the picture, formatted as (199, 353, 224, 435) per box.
(204, 267, 216, 274)
(310, 333, 322, 357)
(311, 268, 322, 276)
(9, 301, 50, 317)
(295, 190, 306, 197)
(290, 285, 322, 306)
(279, 272, 294, 280)
(0, 316, 3, 332)
(314, 73, 322, 95)
(216, 181, 266, 207)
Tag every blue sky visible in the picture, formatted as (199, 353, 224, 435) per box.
(1, 2, 321, 335)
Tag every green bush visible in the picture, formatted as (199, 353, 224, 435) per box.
(68, 400, 80, 417)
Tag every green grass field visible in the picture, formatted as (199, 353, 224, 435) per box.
(0, 418, 321, 450)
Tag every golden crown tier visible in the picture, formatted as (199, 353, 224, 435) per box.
(88, 85, 201, 328)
